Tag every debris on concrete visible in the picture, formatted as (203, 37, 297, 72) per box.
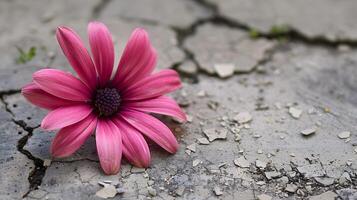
(213, 186, 223, 196)
(203, 128, 227, 142)
(300, 127, 316, 136)
(285, 183, 298, 193)
(264, 171, 281, 180)
(289, 107, 302, 119)
(314, 177, 335, 186)
(338, 131, 351, 139)
(214, 63, 235, 78)
(233, 112, 253, 124)
(43, 159, 52, 167)
(192, 159, 202, 167)
(186, 143, 196, 152)
(339, 172, 351, 185)
(234, 157, 250, 168)
(95, 185, 117, 199)
(255, 160, 267, 169)
(257, 194, 272, 200)
(309, 191, 338, 200)
(178, 60, 198, 75)
(297, 164, 325, 178)
(197, 137, 210, 145)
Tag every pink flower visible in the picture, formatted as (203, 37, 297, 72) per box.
(22, 21, 186, 175)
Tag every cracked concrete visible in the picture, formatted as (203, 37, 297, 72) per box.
(1, 0, 357, 199)
(207, 0, 357, 41)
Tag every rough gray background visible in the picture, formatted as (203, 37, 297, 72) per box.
(0, 0, 357, 199)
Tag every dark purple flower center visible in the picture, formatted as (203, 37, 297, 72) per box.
(94, 88, 121, 117)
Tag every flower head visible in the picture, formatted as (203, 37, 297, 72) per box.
(22, 21, 186, 175)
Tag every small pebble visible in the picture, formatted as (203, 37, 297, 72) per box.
(214, 63, 235, 78)
(289, 107, 302, 119)
(192, 159, 201, 167)
(234, 157, 250, 168)
(213, 186, 223, 196)
(338, 131, 351, 139)
(255, 160, 267, 169)
(43, 159, 52, 167)
(300, 128, 316, 136)
(234, 112, 253, 124)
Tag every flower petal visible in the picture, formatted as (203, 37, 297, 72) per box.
(41, 104, 92, 130)
(56, 26, 97, 89)
(122, 69, 181, 101)
(113, 117, 151, 168)
(33, 69, 92, 101)
(96, 119, 122, 175)
(112, 28, 157, 90)
(120, 109, 178, 154)
(88, 21, 114, 87)
(124, 96, 186, 122)
(22, 82, 74, 110)
(51, 113, 97, 158)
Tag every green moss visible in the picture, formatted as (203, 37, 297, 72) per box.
(16, 46, 36, 64)
(270, 25, 290, 35)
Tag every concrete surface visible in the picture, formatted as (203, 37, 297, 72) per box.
(0, 0, 357, 199)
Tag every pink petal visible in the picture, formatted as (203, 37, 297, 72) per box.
(41, 104, 92, 130)
(88, 22, 114, 87)
(51, 113, 97, 158)
(96, 119, 122, 175)
(122, 69, 181, 101)
(33, 69, 92, 101)
(56, 26, 97, 89)
(112, 28, 157, 90)
(120, 109, 178, 154)
(124, 96, 187, 122)
(112, 117, 151, 168)
(22, 82, 74, 110)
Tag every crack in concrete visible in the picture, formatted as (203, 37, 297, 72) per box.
(92, 0, 112, 19)
(170, 18, 280, 80)
(192, 0, 357, 48)
(0, 95, 46, 198)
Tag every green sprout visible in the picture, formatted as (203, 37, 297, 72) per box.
(249, 28, 260, 39)
(269, 25, 291, 42)
(16, 46, 37, 64)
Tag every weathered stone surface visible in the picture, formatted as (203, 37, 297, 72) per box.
(4, 93, 45, 128)
(0, 109, 33, 199)
(96, 19, 185, 70)
(101, 0, 211, 28)
(184, 24, 275, 74)
(24, 129, 98, 162)
(0, 0, 101, 91)
(208, 0, 357, 41)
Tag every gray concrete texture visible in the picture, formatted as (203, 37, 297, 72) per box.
(0, 0, 357, 199)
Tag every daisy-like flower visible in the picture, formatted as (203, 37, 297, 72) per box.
(22, 21, 186, 175)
